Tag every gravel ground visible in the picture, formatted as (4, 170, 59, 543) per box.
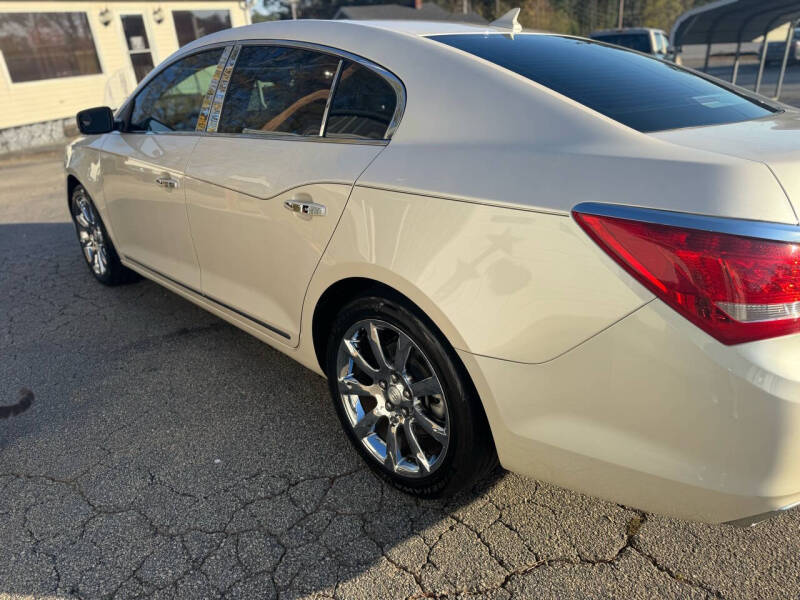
(1, 152, 799, 600)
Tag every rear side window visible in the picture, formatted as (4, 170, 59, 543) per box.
(130, 48, 223, 132)
(218, 45, 340, 136)
(431, 34, 774, 133)
(325, 60, 397, 140)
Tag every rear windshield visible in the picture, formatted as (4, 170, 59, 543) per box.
(430, 34, 774, 133)
(591, 33, 651, 53)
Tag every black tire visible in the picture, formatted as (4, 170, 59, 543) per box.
(69, 185, 139, 286)
(325, 292, 498, 498)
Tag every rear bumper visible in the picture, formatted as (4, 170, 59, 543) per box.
(461, 299, 800, 524)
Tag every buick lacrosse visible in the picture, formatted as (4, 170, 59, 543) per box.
(66, 15, 800, 525)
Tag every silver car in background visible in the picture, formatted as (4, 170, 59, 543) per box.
(590, 27, 678, 61)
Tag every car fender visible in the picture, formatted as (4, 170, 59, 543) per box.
(65, 135, 117, 243)
(303, 185, 653, 366)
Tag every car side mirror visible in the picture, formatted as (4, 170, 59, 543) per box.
(76, 106, 116, 135)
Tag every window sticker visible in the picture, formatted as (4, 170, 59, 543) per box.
(196, 45, 232, 131)
(207, 44, 241, 133)
(692, 94, 743, 109)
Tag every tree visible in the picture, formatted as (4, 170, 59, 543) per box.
(255, 0, 715, 32)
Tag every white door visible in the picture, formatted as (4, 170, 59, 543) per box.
(102, 47, 228, 290)
(185, 45, 402, 343)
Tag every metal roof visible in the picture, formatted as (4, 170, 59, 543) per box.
(671, 0, 800, 46)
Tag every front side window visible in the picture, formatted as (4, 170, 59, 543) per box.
(129, 48, 223, 132)
(218, 45, 340, 136)
(432, 34, 774, 133)
(325, 60, 397, 140)
(173, 10, 231, 47)
(0, 12, 101, 82)
(654, 32, 669, 55)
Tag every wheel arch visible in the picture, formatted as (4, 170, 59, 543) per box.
(66, 174, 82, 209)
(309, 275, 497, 453)
(309, 275, 468, 375)
(65, 169, 120, 247)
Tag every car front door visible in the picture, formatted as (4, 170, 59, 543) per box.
(185, 44, 402, 344)
(102, 46, 229, 290)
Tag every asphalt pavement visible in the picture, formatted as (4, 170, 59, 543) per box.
(1, 152, 800, 599)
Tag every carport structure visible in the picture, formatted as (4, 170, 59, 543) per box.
(671, 0, 800, 99)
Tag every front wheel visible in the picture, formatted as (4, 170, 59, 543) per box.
(325, 294, 497, 497)
(69, 185, 138, 286)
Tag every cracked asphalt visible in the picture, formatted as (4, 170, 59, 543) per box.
(2, 151, 800, 600)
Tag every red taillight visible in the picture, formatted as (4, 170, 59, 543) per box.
(573, 211, 800, 345)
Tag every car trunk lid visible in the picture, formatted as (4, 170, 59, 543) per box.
(650, 112, 800, 223)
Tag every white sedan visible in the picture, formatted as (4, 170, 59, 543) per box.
(66, 16, 800, 525)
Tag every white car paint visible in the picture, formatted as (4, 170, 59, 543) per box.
(66, 19, 800, 524)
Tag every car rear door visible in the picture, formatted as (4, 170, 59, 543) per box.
(102, 46, 230, 290)
(184, 43, 403, 344)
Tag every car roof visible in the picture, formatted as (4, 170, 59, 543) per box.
(176, 18, 552, 62)
(216, 18, 510, 40)
(331, 19, 499, 36)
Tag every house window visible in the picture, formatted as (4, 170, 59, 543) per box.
(0, 12, 101, 82)
(121, 15, 154, 83)
(172, 10, 231, 47)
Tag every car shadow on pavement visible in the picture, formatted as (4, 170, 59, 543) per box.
(2, 222, 800, 600)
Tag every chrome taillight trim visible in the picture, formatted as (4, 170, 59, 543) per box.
(572, 202, 800, 244)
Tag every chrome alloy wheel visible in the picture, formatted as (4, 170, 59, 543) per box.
(71, 191, 108, 277)
(336, 319, 450, 477)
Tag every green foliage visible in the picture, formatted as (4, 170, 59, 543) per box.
(501, 0, 717, 35)
(257, 0, 715, 32)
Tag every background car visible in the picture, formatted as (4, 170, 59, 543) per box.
(66, 19, 800, 525)
(762, 27, 800, 64)
(590, 27, 678, 62)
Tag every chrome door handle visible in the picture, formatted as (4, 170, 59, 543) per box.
(155, 176, 179, 189)
(284, 199, 326, 217)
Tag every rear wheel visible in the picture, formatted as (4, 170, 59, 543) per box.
(70, 185, 138, 286)
(325, 293, 497, 497)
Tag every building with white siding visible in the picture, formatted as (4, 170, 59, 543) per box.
(0, 0, 250, 153)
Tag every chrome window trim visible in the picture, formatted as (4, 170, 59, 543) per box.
(112, 130, 199, 137)
(206, 38, 406, 143)
(116, 41, 234, 128)
(114, 38, 406, 145)
(573, 202, 800, 243)
(362, 59, 405, 139)
(320, 59, 344, 137)
(227, 130, 388, 146)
